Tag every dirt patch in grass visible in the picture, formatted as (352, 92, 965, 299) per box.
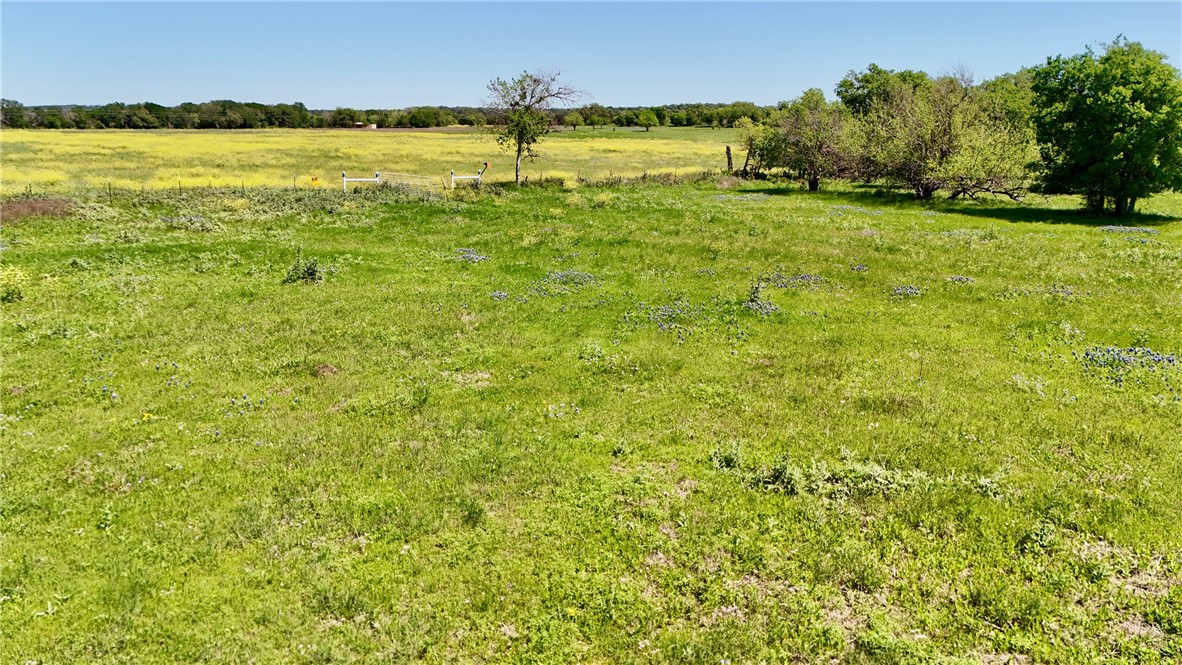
(445, 370, 491, 388)
(645, 551, 674, 568)
(1115, 615, 1165, 640)
(1, 198, 74, 223)
(977, 654, 1030, 664)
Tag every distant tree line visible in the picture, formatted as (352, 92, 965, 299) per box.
(0, 99, 478, 130)
(1, 100, 328, 129)
(0, 98, 781, 131)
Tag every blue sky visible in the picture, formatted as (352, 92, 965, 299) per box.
(2, 2, 1180, 108)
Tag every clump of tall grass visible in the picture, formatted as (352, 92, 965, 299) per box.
(282, 248, 331, 284)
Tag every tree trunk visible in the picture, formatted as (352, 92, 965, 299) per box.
(808, 176, 820, 192)
(1085, 191, 1105, 214)
(1114, 194, 1136, 216)
(1114, 195, 1128, 217)
(725, 146, 733, 173)
(515, 144, 523, 186)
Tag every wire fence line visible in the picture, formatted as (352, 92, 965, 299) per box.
(3, 166, 728, 199)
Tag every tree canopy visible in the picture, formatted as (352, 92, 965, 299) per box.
(1031, 39, 1182, 215)
(636, 110, 659, 131)
(835, 63, 930, 116)
(780, 89, 848, 191)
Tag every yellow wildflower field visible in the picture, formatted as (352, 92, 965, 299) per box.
(0, 127, 737, 193)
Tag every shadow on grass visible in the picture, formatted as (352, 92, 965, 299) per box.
(952, 205, 1179, 228)
(742, 183, 1181, 228)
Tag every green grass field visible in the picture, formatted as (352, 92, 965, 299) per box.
(2, 176, 1181, 662)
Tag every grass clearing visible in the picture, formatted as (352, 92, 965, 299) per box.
(2, 177, 1181, 662)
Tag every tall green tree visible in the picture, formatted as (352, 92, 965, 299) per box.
(836, 63, 930, 116)
(1031, 39, 1182, 215)
(854, 74, 969, 198)
(636, 109, 659, 132)
(850, 69, 1034, 201)
(977, 69, 1035, 131)
(940, 70, 1038, 201)
(328, 107, 365, 128)
(938, 107, 1038, 201)
(580, 103, 610, 128)
(780, 89, 848, 190)
(487, 69, 583, 185)
(563, 111, 584, 130)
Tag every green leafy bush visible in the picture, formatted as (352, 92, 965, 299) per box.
(0, 266, 27, 302)
(282, 248, 328, 284)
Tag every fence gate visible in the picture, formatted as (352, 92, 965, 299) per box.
(451, 162, 489, 189)
(341, 171, 381, 191)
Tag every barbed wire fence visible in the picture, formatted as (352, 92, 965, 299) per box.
(3, 164, 727, 201)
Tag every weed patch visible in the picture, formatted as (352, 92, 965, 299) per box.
(282, 248, 332, 284)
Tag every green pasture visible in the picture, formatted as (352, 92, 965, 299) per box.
(1, 179, 1180, 663)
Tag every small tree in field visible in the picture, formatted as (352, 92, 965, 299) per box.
(581, 103, 610, 128)
(487, 69, 583, 185)
(563, 111, 584, 130)
(733, 117, 783, 177)
(637, 110, 659, 132)
(1031, 39, 1182, 216)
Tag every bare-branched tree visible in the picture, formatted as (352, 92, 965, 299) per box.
(487, 69, 583, 185)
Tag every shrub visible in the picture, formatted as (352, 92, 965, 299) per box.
(0, 266, 28, 303)
(282, 248, 327, 284)
(709, 443, 743, 471)
(741, 282, 779, 316)
(752, 456, 930, 499)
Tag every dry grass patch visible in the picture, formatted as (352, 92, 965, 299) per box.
(1, 198, 73, 222)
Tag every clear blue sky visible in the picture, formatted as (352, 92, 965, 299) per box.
(3, 2, 1180, 108)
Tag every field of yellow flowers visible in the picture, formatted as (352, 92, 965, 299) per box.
(0, 127, 736, 194)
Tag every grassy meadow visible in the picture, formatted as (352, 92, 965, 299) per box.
(2, 147, 1182, 662)
(0, 127, 736, 194)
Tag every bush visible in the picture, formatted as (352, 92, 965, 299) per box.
(709, 443, 743, 470)
(282, 248, 328, 284)
(0, 266, 28, 303)
(753, 456, 930, 499)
